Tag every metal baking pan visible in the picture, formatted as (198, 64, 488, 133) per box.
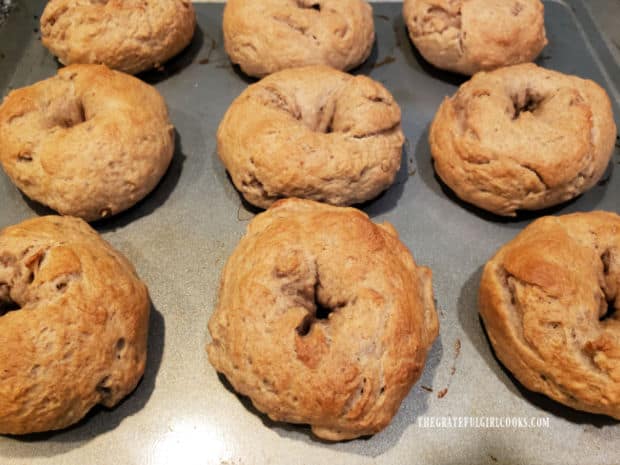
(1, 1, 619, 464)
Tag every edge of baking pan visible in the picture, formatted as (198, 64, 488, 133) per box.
(0, 1, 44, 94)
(554, 0, 620, 109)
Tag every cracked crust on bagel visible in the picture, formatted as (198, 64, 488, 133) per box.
(0, 65, 175, 221)
(41, 0, 196, 75)
(217, 66, 404, 209)
(480, 211, 620, 418)
(223, 0, 374, 77)
(403, 0, 547, 75)
(429, 63, 616, 216)
(207, 198, 439, 440)
(0, 216, 149, 434)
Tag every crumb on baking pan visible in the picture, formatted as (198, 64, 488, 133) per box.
(372, 56, 396, 69)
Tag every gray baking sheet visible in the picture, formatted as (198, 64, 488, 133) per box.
(0, 1, 619, 464)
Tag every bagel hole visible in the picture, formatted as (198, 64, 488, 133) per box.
(512, 90, 542, 120)
(295, 289, 339, 336)
(50, 99, 87, 129)
(315, 301, 333, 320)
(600, 300, 617, 322)
(0, 291, 20, 317)
(297, 0, 321, 11)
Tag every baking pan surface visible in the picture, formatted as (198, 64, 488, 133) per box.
(0, 1, 619, 464)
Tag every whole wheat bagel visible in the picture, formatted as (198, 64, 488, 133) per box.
(208, 198, 439, 440)
(0, 216, 149, 434)
(0, 64, 175, 221)
(479, 211, 620, 418)
(430, 63, 616, 216)
(40, 0, 196, 75)
(223, 0, 375, 77)
(403, 0, 547, 75)
(217, 66, 404, 209)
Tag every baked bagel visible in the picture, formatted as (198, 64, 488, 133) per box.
(217, 66, 404, 209)
(0, 64, 175, 221)
(430, 64, 616, 216)
(223, 0, 375, 77)
(403, 0, 547, 75)
(40, 0, 196, 75)
(208, 198, 439, 440)
(0, 216, 149, 435)
(479, 212, 620, 418)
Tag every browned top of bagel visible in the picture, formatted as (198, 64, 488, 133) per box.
(430, 63, 616, 216)
(207, 198, 439, 441)
(217, 66, 404, 209)
(480, 211, 620, 418)
(0, 64, 175, 221)
(403, 0, 547, 75)
(223, 0, 375, 77)
(0, 216, 149, 435)
(40, 0, 196, 75)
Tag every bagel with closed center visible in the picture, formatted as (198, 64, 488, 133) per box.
(403, 0, 547, 75)
(207, 198, 439, 441)
(217, 66, 404, 209)
(430, 63, 616, 216)
(0, 64, 175, 221)
(40, 0, 196, 75)
(0, 216, 149, 435)
(223, 0, 375, 77)
(479, 211, 620, 418)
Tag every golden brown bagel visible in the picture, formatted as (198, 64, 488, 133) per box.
(403, 0, 547, 75)
(217, 66, 404, 209)
(0, 65, 175, 221)
(223, 0, 375, 77)
(430, 64, 616, 216)
(40, 0, 196, 75)
(480, 211, 620, 419)
(0, 216, 149, 434)
(208, 198, 439, 440)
